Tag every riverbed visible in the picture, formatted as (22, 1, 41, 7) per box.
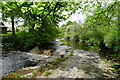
(1, 38, 119, 78)
(0, 38, 72, 77)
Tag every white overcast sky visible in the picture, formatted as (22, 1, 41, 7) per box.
(58, 13, 86, 27)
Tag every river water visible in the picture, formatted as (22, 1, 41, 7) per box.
(58, 39, 100, 53)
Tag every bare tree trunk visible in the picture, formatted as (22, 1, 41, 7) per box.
(11, 16, 15, 35)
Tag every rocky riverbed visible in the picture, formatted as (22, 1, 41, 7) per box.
(1, 39, 119, 79)
(0, 38, 70, 78)
(37, 49, 119, 78)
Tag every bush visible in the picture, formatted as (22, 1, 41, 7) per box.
(2, 30, 56, 51)
(2, 35, 21, 51)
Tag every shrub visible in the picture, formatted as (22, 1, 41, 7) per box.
(2, 30, 57, 51)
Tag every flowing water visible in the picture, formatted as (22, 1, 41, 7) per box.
(58, 39, 100, 53)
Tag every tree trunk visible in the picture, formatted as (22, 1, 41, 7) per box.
(11, 16, 15, 35)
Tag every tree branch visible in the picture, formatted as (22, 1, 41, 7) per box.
(44, 2, 58, 20)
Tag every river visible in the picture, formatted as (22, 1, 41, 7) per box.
(1, 38, 119, 78)
(0, 38, 116, 78)
(1, 38, 71, 77)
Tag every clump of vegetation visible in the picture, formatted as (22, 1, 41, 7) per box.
(10, 73, 26, 78)
(38, 65, 46, 72)
(2, 30, 57, 51)
(69, 53, 74, 56)
(44, 70, 52, 76)
(32, 70, 39, 77)
(112, 65, 120, 75)
(52, 57, 69, 66)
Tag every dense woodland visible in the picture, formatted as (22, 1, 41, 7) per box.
(1, 1, 120, 73)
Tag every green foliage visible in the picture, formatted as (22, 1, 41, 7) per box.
(1, 2, 80, 51)
(112, 65, 120, 74)
(38, 65, 45, 72)
(2, 30, 57, 51)
(69, 53, 74, 56)
(32, 70, 39, 76)
(60, 1, 120, 61)
(44, 70, 52, 76)
(60, 21, 81, 41)
(17, 31, 43, 50)
(10, 73, 26, 78)
(52, 57, 68, 66)
(2, 35, 21, 51)
(81, 2, 120, 53)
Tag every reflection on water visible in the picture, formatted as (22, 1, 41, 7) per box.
(60, 40, 100, 53)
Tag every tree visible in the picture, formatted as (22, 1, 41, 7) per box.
(81, 1, 120, 52)
(2, 2, 23, 35)
(1, 2, 81, 51)
(2, 2, 80, 34)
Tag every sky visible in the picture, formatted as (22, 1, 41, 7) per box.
(58, 13, 87, 27)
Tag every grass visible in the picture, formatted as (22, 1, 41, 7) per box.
(10, 73, 27, 78)
(32, 57, 69, 78)
(38, 65, 45, 72)
(104, 61, 111, 64)
(44, 70, 52, 76)
(32, 70, 39, 76)
(52, 57, 69, 66)
(2, 69, 34, 79)
(0, 32, 12, 36)
(69, 53, 74, 56)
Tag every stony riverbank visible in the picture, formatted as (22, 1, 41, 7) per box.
(1, 39, 119, 79)
(2, 49, 119, 79)
(37, 49, 119, 78)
